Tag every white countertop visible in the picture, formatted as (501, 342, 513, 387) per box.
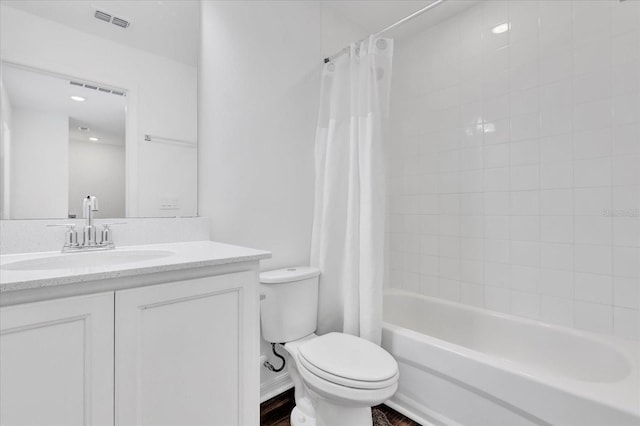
(0, 240, 271, 293)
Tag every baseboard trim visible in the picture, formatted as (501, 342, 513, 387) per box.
(260, 372, 293, 403)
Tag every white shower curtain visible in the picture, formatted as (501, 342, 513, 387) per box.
(310, 36, 393, 345)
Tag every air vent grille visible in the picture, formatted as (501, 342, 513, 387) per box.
(111, 17, 130, 28)
(69, 81, 127, 97)
(94, 10, 111, 22)
(93, 8, 131, 29)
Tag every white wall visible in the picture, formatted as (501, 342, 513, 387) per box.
(321, 5, 369, 58)
(10, 108, 68, 219)
(68, 140, 125, 218)
(199, 1, 320, 271)
(387, 0, 640, 340)
(0, 76, 12, 219)
(0, 5, 197, 218)
(199, 0, 322, 400)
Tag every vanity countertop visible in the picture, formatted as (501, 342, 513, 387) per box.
(0, 240, 271, 293)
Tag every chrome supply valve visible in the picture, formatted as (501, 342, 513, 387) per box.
(46, 224, 79, 250)
(99, 222, 126, 248)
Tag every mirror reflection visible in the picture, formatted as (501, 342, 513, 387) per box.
(3, 64, 127, 219)
(0, 0, 199, 220)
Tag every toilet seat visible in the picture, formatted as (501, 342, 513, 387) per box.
(296, 355, 398, 406)
(297, 333, 399, 390)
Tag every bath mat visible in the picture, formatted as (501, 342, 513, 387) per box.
(372, 408, 392, 426)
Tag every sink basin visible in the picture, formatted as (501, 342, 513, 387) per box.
(1, 249, 175, 271)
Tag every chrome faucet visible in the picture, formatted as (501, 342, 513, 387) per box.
(83, 195, 99, 246)
(48, 195, 123, 253)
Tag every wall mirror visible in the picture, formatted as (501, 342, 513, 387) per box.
(0, 0, 199, 220)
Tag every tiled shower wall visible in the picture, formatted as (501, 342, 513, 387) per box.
(386, 0, 640, 340)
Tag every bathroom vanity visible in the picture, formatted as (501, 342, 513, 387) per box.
(0, 241, 271, 426)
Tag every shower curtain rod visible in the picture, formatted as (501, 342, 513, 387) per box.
(323, 0, 447, 64)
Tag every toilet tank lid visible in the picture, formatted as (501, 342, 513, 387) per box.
(260, 266, 320, 284)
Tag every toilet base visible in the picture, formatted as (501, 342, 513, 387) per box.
(312, 397, 373, 426)
(290, 406, 316, 426)
(290, 402, 372, 426)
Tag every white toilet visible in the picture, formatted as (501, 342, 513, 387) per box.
(260, 266, 399, 426)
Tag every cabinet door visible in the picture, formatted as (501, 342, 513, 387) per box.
(115, 271, 257, 426)
(0, 292, 114, 426)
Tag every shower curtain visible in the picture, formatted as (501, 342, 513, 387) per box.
(310, 36, 393, 345)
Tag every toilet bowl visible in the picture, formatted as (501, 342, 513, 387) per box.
(260, 267, 399, 426)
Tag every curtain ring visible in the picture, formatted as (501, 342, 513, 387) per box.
(376, 39, 387, 50)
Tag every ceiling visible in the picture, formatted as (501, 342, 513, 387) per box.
(3, 64, 126, 146)
(1, 0, 199, 67)
(322, 0, 478, 40)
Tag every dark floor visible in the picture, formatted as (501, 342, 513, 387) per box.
(260, 388, 420, 426)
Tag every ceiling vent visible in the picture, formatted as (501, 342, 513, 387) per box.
(111, 17, 130, 29)
(94, 10, 111, 23)
(69, 81, 127, 97)
(93, 9, 131, 29)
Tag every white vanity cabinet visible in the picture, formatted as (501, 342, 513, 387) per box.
(0, 292, 115, 426)
(0, 258, 262, 426)
(115, 270, 257, 426)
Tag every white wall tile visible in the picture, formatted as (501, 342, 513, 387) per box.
(484, 167, 510, 191)
(485, 285, 510, 313)
(612, 155, 640, 186)
(511, 241, 540, 267)
(388, 0, 639, 340)
(511, 139, 539, 166)
(613, 124, 640, 156)
(484, 144, 510, 168)
(541, 296, 574, 327)
(614, 277, 640, 309)
(540, 161, 573, 189)
(574, 187, 612, 216)
(511, 265, 540, 292)
(573, 99, 612, 132)
(540, 269, 574, 298)
(511, 291, 541, 319)
(575, 272, 613, 304)
(541, 243, 574, 271)
(541, 216, 573, 243)
(575, 244, 613, 275)
(574, 216, 612, 245)
(573, 128, 611, 160)
(614, 218, 640, 248)
(540, 135, 572, 163)
(510, 164, 539, 191)
(510, 216, 540, 241)
(461, 282, 485, 307)
(510, 190, 540, 215)
(575, 301, 613, 334)
(540, 189, 573, 215)
(614, 307, 640, 340)
(574, 157, 612, 188)
(614, 246, 640, 278)
(613, 93, 640, 126)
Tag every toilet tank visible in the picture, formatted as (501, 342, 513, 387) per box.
(260, 266, 320, 343)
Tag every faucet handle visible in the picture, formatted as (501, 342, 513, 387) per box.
(99, 222, 125, 246)
(47, 224, 79, 247)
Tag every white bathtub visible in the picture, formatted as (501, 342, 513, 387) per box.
(381, 289, 640, 426)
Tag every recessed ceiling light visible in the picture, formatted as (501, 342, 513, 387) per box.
(491, 23, 510, 34)
(70, 96, 86, 102)
(89, 137, 100, 141)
